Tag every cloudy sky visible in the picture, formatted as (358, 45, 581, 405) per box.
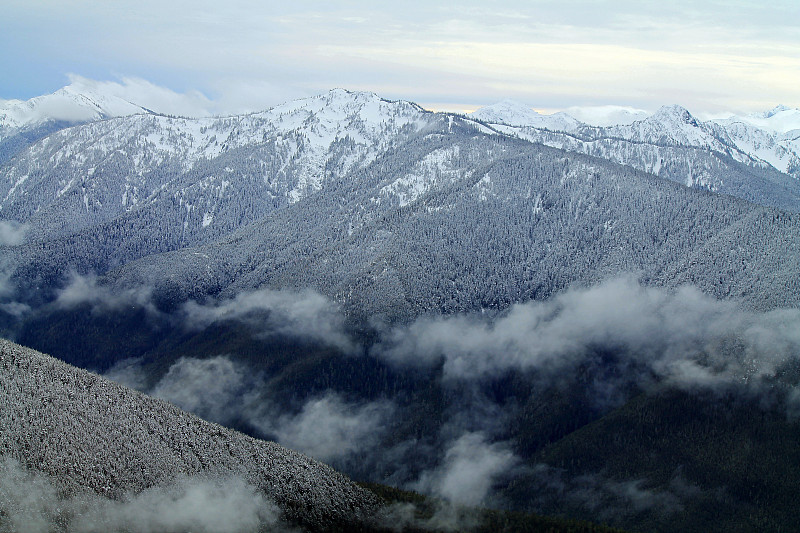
(2, 0, 799, 115)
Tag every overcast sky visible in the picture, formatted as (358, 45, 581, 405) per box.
(2, 1, 799, 115)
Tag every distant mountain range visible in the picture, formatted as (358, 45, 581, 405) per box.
(3, 81, 799, 176)
(1, 85, 799, 321)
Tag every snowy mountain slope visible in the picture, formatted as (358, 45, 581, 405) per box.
(26, 130, 787, 328)
(0, 81, 150, 132)
(718, 105, 800, 134)
(476, 105, 800, 211)
(712, 117, 800, 179)
(0, 80, 157, 168)
(2, 88, 800, 323)
(0, 338, 380, 530)
(4, 88, 798, 251)
(4, 88, 798, 258)
(607, 105, 738, 150)
(0, 89, 431, 243)
(470, 100, 582, 131)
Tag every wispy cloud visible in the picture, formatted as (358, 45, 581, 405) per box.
(66, 74, 216, 117)
(128, 355, 392, 465)
(410, 432, 518, 506)
(527, 463, 698, 521)
(252, 393, 394, 464)
(150, 356, 255, 426)
(55, 273, 156, 315)
(180, 288, 358, 353)
(0, 457, 292, 533)
(0, 221, 27, 246)
(374, 276, 800, 395)
(54, 275, 357, 352)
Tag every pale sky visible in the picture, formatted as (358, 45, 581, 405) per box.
(2, 0, 799, 115)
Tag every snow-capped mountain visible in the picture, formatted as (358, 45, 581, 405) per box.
(0, 89, 430, 242)
(470, 101, 653, 130)
(0, 79, 161, 168)
(717, 105, 800, 134)
(607, 105, 731, 148)
(470, 100, 582, 131)
(712, 110, 800, 179)
(470, 102, 800, 205)
(0, 80, 151, 133)
(1, 88, 799, 322)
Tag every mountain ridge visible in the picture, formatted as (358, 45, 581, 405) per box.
(2, 87, 799, 322)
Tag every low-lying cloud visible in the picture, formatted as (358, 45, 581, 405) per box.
(119, 355, 392, 465)
(180, 288, 358, 353)
(374, 276, 800, 393)
(151, 356, 255, 426)
(0, 221, 27, 246)
(55, 273, 156, 315)
(0, 457, 291, 533)
(259, 393, 393, 463)
(48, 274, 800, 519)
(526, 463, 702, 522)
(54, 275, 358, 352)
(411, 432, 518, 507)
(0, 257, 31, 320)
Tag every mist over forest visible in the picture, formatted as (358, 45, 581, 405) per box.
(4, 268, 800, 531)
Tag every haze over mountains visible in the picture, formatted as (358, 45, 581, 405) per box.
(2, 80, 800, 532)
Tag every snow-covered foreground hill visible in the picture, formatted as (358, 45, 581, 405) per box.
(0, 338, 380, 532)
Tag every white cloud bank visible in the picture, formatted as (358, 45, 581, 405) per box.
(374, 276, 800, 393)
(411, 432, 517, 506)
(136, 355, 392, 465)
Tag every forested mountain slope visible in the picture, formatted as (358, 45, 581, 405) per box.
(3, 111, 799, 320)
(0, 89, 428, 243)
(18, 131, 793, 322)
(0, 338, 379, 532)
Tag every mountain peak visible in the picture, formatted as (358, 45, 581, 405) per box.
(746, 105, 800, 132)
(760, 104, 793, 118)
(470, 100, 542, 126)
(650, 104, 699, 126)
(271, 88, 414, 111)
(562, 105, 650, 127)
(323, 87, 380, 102)
(470, 100, 581, 131)
(0, 79, 150, 131)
